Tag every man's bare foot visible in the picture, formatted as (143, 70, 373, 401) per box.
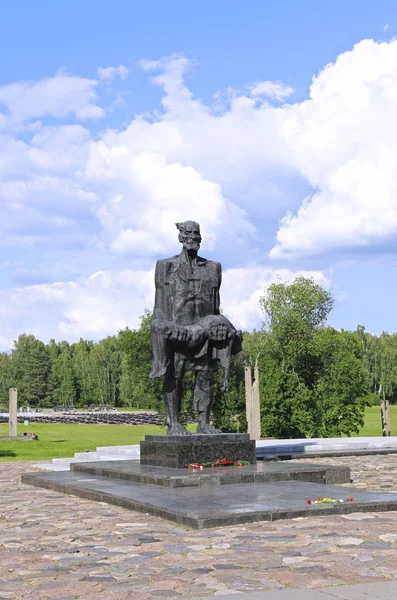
(167, 423, 192, 436)
(196, 423, 222, 434)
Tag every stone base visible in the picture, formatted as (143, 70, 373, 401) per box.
(21, 468, 397, 529)
(70, 459, 350, 488)
(140, 433, 256, 468)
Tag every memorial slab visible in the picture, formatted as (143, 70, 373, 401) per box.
(21, 470, 397, 529)
(70, 458, 350, 487)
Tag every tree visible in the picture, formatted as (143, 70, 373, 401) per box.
(11, 334, 51, 407)
(72, 338, 95, 406)
(212, 353, 246, 432)
(118, 311, 162, 410)
(0, 352, 11, 406)
(46, 339, 61, 407)
(258, 277, 367, 438)
(56, 342, 76, 406)
(90, 336, 121, 406)
(312, 328, 367, 436)
(355, 326, 397, 404)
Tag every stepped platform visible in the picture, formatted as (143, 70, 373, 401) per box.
(21, 463, 397, 529)
(32, 436, 397, 472)
(70, 458, 349, 487)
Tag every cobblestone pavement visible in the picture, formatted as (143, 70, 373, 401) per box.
(2, 456, 397, 599)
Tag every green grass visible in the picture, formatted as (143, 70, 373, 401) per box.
(0, 423, 193, 462)
(350, 405, 396, 437)
(0, 406, 394, 462)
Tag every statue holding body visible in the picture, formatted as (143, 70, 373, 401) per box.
(150, 221, 242, 435)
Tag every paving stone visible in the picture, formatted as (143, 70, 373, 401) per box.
(213, 563, 243, 570)
(3, 456, 397, 599)
(361, 541, 392, 548)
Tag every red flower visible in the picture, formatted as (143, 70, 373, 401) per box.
(307, 499, 311, 505)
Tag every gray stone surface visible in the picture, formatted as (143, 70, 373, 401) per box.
(150, 220, 242, 435)
(8, 457, 397, 598)
(70, 458, 350, 487)
(140, 433, 256, 468)
(21, 470, 397, 529)
(184, 581, 397, 599)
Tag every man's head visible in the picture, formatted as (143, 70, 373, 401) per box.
(176, 221, 202, 252)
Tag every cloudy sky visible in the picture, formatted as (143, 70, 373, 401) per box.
(0, 0, 397, 349)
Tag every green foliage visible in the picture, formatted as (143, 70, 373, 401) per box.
(260, 276, 333, 336)
(257, 277, 367, 438)
(355, 326, 397, 403)
(118, 311, 163, 411)
(0, 275, 395, 441)
(90, 336, 121, 406)
(212, 354, 247, 432)
(11, 334, 51, 407)
(312, 328, 367, 436)
(0, 353, 11, 405)
(72, 339, 95, 406)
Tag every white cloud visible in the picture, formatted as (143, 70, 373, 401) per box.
(97, 65, 129, 82)
(384, 24, 391, 31)
(270, 39, 397, 258)
(0, 71, 104, 126)
(2, 40, 397, 345)
(251, 80, 294, 100)
(0, 266, 330, 350)
(0, 269, 154, 347)
(87, 148, 254, 255)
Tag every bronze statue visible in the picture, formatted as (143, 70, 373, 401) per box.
(150, 221, 242, 435)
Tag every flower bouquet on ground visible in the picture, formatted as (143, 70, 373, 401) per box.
(185, 457, 251, 470)
(307, 497, 354, 505)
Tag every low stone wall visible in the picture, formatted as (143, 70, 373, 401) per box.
(0, 411, 163, 426)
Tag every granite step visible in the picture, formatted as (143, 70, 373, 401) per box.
(21, 470, 397, 529)
(33, 436, 397, 472)
(70, 459, 350, 487)
(95, 445, 141, 456)
(73, 451, 137, 461)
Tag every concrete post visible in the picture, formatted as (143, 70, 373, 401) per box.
(245, 365, 261, 440)
(381, 399, 391, 437)
(9, 387, 17, 438)
(245, 366, 253, 438)
(252, 363, 261, 440)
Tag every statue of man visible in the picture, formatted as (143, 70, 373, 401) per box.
(150, 220, 242, 435)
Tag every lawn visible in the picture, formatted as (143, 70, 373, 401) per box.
(0, 406, 394, 462)
(0, 423, 196, 462)
(0, 423, 197, 462)
(351, 405, 396, 437)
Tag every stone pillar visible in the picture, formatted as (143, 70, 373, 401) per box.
(245, 365, 261, 440)
(245, 366, 253, 438)
(381, 399, 391, 437)
(252, 363, 261, 440)
(9, 387, 17, 438)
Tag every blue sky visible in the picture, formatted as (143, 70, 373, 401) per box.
(0, 0, 397, 348)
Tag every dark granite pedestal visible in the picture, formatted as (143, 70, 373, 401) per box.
(140, 433, 256, 468)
